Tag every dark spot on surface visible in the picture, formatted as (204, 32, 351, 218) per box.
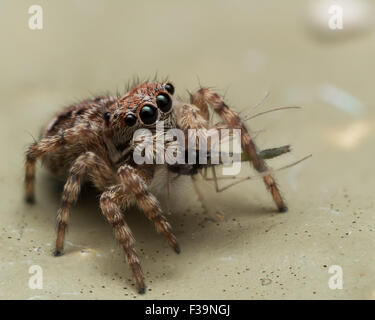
(260, 278, 272, 286)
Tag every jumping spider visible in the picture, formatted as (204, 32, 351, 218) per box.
(25, 81, 288, 294)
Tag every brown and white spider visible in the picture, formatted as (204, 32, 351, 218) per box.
(25, 81, 288, 294)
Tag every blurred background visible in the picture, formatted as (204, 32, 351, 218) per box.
(1, 0, 374, 299)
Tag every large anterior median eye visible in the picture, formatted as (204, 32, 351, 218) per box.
(139, 105, 158, 125)
(156, 93, 172, 113)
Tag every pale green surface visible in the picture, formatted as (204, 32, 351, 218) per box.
(0, 0, 374, 299)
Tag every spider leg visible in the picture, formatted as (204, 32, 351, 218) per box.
(202, 154, 311, 192)
(189, 91, 210, 121)
(24, 125, 97, 203)
(54, 151, 115, 256)
(174, 102, 237, 219)
(118, 165, 180, 254)
(25, 136, 63, 203)
(100, 186, 145, 294)
(174, 102, 223, 219)
(191, 88, 287, 212)
(192, 174, 225, 222)
(203, 165, 240, 196)
(174, 102, 208, 132)
(210, 165, 220, 192)
(165, 169, 171, 215)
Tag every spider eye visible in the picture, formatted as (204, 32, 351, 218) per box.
(156, 93, 172, 113)
(165, 83, 175, 95)
(139, 105, 158, 125)
(125, 114, 137, 126)
(103, 112, 111, 123)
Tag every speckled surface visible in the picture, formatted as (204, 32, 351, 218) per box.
(1, 0, 374, 299)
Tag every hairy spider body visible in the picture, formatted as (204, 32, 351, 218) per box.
(25, 81, 287, 294)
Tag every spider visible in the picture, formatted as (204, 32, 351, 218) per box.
(25, 81, 289, 294)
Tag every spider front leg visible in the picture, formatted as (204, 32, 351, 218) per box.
(100, 186, 145, 293)
(118, 165, 180, 254)
(54, 151, 115, 256)
(191, 88, 287, 212)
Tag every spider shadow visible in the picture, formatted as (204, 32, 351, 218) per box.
(40, 172, 279, 290)
(41, 173, 154, 236)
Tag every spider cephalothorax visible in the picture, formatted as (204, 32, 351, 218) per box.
(25, 80, 288, 294)
(109, 82, 175, 129)
(100, 82, 177, 158)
